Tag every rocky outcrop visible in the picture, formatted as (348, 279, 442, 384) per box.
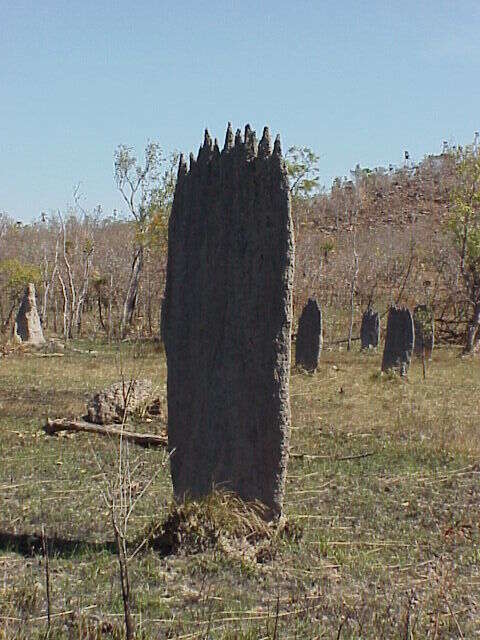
(161, 124, 295, 519)
(86, 379, 153, 424)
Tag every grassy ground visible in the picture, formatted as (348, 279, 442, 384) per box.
(0, 340, 479, 639)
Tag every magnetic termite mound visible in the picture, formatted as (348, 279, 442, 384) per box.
(360, 308, 380, 350)
(381, 306, 414, 376)
(161, 124, 295, 519)
(14, 283, 45, 346)
(295, 298, 322, 372)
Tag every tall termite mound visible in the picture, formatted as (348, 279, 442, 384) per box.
(162, 124, 295, 519)
(295, 298, 322, 372)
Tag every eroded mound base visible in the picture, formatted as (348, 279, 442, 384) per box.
(141, 491, 301, 558)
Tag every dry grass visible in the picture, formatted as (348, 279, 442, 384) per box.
(140, 491, 287, 557)
(0, 340, 479, 638)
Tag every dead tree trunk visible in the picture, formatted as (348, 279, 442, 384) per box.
(464, 301, 480, 353)
(74, 247, 93, 334)
(347, 232, 359, 351)
(57, 272, 70, 340)
(42, 242, 59, 330)
(121, 245, 144, 337)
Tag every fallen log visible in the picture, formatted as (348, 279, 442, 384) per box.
(44, 418, 167, 448)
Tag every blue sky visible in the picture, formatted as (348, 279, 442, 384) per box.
(1, 0, 480, 221)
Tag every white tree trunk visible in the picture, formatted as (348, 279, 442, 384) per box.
(120, 245, 144, 337)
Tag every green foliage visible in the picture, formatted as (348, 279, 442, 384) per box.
(351, 163, 373, 180)
(83, 237, 94, 256)
(285, 146, 320, 200)
(145, 151, 179, 252)
(114, 142, 179, 251)
(320, 239, 335, 256)
(0, 258, 41, 298)
(414, 306, 433, 339)
(448, 143, 480, 275)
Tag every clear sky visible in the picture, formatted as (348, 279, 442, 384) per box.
(2, 0, 480, 222)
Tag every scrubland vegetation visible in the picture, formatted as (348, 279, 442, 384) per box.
(0, 140, 478, 349)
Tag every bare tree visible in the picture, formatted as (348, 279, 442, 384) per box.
(92, 355, 170, 640)
(114, 143, 177, 337)
(55, 201, 95, 340)
(344, 181, 360, 351)
(41, 237, 59, 329)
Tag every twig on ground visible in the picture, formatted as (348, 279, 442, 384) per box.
(290, 451, 375, 461)
(41, 524, 51, 638)
(446, 600, 465, 639)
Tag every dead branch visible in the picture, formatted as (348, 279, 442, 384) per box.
(44, 418, 167, 448)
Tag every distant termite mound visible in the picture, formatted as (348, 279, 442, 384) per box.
(381, 306, 414, 376)
(295, 298, 322, 372)
(14, 283, 45, 346)
(360, 308, 380, 350)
